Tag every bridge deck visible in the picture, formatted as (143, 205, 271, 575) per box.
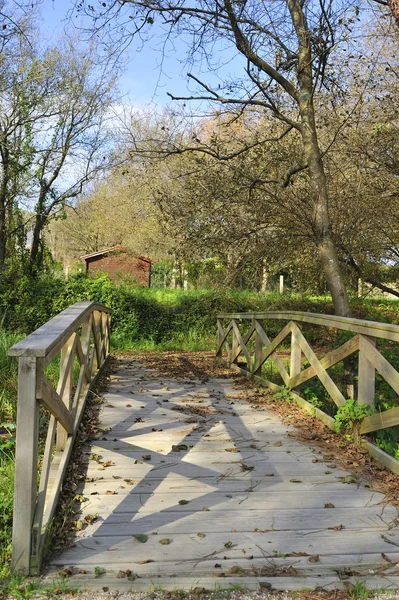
(47, 357, 399, 591)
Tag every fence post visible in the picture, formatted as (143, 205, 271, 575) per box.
(290, 322, 302, 384)
(358, 335, 376, 406)
(12, 356, 40, 574)
(254, 319, 263, 376)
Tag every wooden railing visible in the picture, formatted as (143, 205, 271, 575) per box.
(8, 301, 111, 574)
(217, 311, 399, 473)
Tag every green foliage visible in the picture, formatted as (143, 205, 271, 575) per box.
(0, 455, 14, 579)
(334, 399, 374, 435)
(273, 386, 293, 403)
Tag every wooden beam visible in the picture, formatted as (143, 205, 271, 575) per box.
(253, 322, 292, 373)
(289, 335, 360, 389)
(231, 321, 253, 367)
(216, 310, 399, 342)
(358, 336, 376, 406)
(360, 335, 399, 397)
(40, 376, 73, 434)
(360, 405, 399, 434)
(12, 356, 39, 574)
(8, 302, 111, 358)
(290, 323, 346, 407)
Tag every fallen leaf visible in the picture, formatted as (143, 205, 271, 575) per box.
(340, 475, 359, 485)
(273, 441, 282, 447)
(133, 534, 148, 543)
(197, 532, 206, 538)
(160, 538, 171, 545)
(103, 461, 113, 468)
(225, 448, 238, 453)
(324, 503, 335, 508)
(202, 506, 210, 511)
(289, 479, 302, 483)
(94, 566, 106, 577)
(135, 459, 143, 465)
(286, 552, 309, 557)
(178, 499, 189, 505)
(58, 566, 75, 577)
(172, 444, 188, 452)
(328, 524, 344, 531)
(135, 417, 144, 422)
(106, 490, 117, 495)
(138, 388, 144, 393)
(112, 475, 122, 479)
(215, 563, 222, 568)
(224, 541, 233, 548)
(135, 559, 154, 564)
(142, 455, 151, 460)
(84, 514, 98, 524)
(308, 555, 320, 563)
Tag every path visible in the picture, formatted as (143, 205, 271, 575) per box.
(47, 357, 399, 592)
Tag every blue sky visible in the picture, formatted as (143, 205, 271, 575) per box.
(40, 0, 245, 109)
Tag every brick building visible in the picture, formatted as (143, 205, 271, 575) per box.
(80, 246, 152, 287)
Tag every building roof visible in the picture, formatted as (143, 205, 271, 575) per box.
(80, 246, 153, 263)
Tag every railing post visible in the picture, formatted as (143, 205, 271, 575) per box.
(358, 335, 376, 406)
(253, 319, 263, 376)
(216, 318, 223, 359)
(231, 319, 239, 365)
(290, 321, 302, 385)
(12, 356, 40, 574)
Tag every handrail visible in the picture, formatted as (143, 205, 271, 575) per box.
(216, 311, 399, 474)
(9, 301, 111, 574)
(217, 310, 399, 341)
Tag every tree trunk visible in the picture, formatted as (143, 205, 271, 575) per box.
(288, 0, 350, 317)
(29, 215, 45, 270)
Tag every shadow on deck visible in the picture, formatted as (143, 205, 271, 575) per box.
(46, 356, 399, 592)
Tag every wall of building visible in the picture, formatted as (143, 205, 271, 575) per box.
(86, 252, 151, 286)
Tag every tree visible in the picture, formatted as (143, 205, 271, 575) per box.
(78, 0, 368, 315)
(0, 8, 120, 271)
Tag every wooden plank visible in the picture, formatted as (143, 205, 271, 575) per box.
(358, 335, 376, 406)
(230, 321, 253, 366)
(56, 336, 75, 451)
(290, 322, 301, 380)
(40, 376, 74, 434)
(217, 310, 399, 342)
(291, 323, 346, 407)
(8, 302, 111, 358)
(362, 440, 399, 474)
(253, 320, 263, 376)
(31, 415, 57, 564)
(12, 356, 40, 574)
(289, 335, 360, 389)
(360, 335, 399, 398)
(49, 530, 399, 563)
(360, 405, 399, 435)
(230, 322, 255, 364)
(253, 321, 292, 373)
(253, 324, 289, 385)
(216, 319, 233, 359)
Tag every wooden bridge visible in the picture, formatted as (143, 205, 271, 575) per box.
(8, 303, 399, 591)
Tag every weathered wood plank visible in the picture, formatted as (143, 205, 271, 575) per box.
(40, 376, 73, 435)
(12, 356, 40, 574)
(253, 322, 292, 373)
(8, 302, 111, 358)
(217, 310, 399, 342)
(290, 323, 346, 407)
(289, 335, 360, 389)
